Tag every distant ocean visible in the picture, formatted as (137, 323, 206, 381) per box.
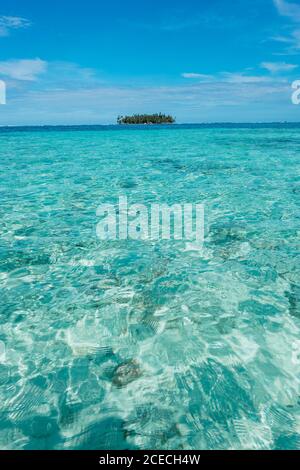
(1, 122, 300, 132)
(0, 124, 299, 449)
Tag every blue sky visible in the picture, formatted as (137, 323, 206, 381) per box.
(0, 0, 300, 124)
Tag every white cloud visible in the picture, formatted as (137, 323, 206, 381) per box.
(271, 29, 300, 52)
(181, 72, 213, 80)
(0, 59, 47, 81)
(221, 73, 271, 84)
(261, 61, 298, 72)
(289, 29, 300, 49)
(0, 58, 293, 125)
(273, 0, 300, 22)
(0, 16, 31, 37)
(272, 1, 300, 51)
(0, 73, 290, 126)
(181, 72, 272, 84)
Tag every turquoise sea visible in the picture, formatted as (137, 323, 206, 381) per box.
(0, 124, 299, 450)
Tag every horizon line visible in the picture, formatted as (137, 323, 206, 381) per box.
(1, 121, 300, 129)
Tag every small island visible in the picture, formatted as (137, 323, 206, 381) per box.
(117, 113, 175, 125)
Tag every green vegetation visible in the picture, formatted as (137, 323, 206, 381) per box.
(117, 113, 175, 125)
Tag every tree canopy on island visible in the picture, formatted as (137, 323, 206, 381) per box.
(117, 113, 175, 124)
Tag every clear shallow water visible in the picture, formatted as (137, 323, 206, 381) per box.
(0, 126, 299, 450)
